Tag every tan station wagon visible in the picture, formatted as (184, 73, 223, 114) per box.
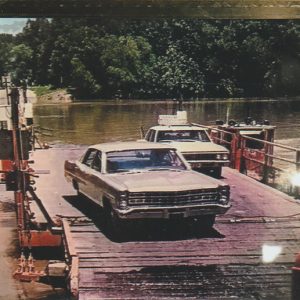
(143, 111, 230, 178)
(64, 141, 230, 236)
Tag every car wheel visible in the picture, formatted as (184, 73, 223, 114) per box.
(72, 180, 84, 198)
(104, 204, 125, 241)
(241, 167, 248, 176)
(212, 167, 222, 178)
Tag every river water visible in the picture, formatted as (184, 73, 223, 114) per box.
(33, 99, 300, 146)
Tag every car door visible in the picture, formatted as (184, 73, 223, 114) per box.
(78, 148, 98, 197)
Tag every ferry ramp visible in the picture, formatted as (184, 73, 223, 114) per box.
(31, 146, 300, 299)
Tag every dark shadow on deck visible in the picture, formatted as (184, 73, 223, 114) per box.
(63, 194, 225, 242)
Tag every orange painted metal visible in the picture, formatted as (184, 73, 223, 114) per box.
(0, 160, 13, 181)
(15, 189, 62, 248)
(1, 88, 64, 249)
(213, 123, 276, 180)
(243, 148, 265, 176)
(1, 160, 13, 171)
(13, 253, 46, 282)
(19, 230, 62, 248)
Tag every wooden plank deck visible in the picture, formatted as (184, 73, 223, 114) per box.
(31, 147, 300, 299)
(30, 146, 86, 221)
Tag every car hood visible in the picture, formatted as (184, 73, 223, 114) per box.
(161, 141, 228, 153)
(107, 170, 224, 193)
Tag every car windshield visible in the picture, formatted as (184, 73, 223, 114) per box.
(157, 130, 210, 142)
(106, 149, 186, 173)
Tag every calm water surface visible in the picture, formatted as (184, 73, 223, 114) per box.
(33, 99, 300, 146)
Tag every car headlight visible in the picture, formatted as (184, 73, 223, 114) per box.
(191, 162, 202, 168)
(219, 186, 230, 204)
(119, 192, 128, 209)
(217, 153, 229, 160)
(222, 153, 229, 160)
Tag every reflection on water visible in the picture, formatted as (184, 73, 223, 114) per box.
(33, 99, 300, 146)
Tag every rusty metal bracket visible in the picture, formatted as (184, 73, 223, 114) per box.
(13, 252, 46, 282)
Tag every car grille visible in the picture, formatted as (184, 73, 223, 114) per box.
(183, 153, 217, 161)
(128, 189, 219, 206)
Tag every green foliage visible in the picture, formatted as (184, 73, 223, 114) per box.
(149, 45, 205, 98)
(31, 85, 53, 96)
(1, 19, 299, 99)
(8, 44, 33, 85)
(98, 35, 152, 98)
(70, 57, 101, 98)
(0, 34, 16, 76)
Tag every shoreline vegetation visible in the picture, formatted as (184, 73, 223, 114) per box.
(32, 86, 73, 104)
(1, 19, 299, 100)
(32, 87, 300, 105)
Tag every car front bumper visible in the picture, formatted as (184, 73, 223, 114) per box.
(115, 203, 231, 220)
(188, 160, 230, 169)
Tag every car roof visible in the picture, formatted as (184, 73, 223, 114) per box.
(149, 125, 207, 131)
(89, 141, 177, 152)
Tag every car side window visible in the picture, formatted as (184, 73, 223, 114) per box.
(198, 130, 211, 142)
(145, 129, 155, 142)
(92, 151, 102, 172)
(145, 130, 151, 141)
(149, 130, 156, 142)
(82, 149, 97, 167)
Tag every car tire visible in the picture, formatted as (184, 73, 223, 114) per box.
(212, 167, 222, 178)
(72, 180, 84, 198)
(104, 204, 125, 241)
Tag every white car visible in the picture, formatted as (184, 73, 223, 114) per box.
(143, 116, 230, 178)
(65, 141, 231, 236)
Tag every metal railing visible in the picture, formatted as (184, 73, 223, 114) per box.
(193, 123, 300, 198)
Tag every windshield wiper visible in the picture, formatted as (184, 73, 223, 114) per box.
(158, 139, 173, 142)
(114, 168, 146, 174)
(147, 167, 182, 172)
(176, 139, 197, 142)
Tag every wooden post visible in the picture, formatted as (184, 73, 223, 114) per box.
(63, 219, 79, 298)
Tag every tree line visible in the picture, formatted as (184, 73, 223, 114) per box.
(0, 18, 299, 99)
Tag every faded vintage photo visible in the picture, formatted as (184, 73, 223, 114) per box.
(0, 1, 300, 299)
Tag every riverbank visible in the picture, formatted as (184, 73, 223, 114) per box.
(35, 89, 73, 104)
(31, 85, 300, 105)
